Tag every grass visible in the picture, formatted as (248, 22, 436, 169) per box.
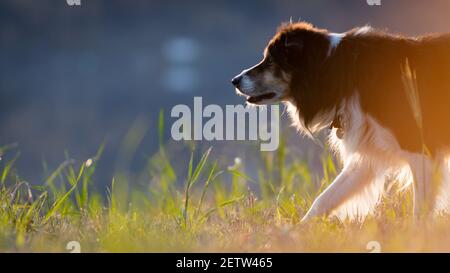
(2, 142, 448, 254)
(2, 70, 450, 252)
(1, 131, 449, 253)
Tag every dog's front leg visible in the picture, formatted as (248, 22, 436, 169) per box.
(408, 153, 433, 217)
(301, 161, 374, 222)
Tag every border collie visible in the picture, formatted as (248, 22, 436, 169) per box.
(232, 22, 450, 222)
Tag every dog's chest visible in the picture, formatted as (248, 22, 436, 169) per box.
(329, 95, 409, 169)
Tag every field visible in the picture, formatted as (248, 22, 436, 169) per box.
(4, 0, 450, 255)
(2, 115, 450, 254)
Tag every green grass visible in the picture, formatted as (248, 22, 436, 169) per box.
(1, 137, 448, 253)
(1, 107, 450, 253)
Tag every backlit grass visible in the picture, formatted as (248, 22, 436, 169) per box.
(1, 109, 450, 253)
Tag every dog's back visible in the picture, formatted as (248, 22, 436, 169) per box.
(333, 31, 450, 154)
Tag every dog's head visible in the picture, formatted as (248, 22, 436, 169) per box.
(232, 22, 330, 106)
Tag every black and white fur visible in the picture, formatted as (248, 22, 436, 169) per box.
(232, 22, 450, 222)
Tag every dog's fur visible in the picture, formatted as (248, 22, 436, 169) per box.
(232, 22, 450, 222)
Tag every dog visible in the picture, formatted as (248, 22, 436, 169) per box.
(232, 22, 450, 222)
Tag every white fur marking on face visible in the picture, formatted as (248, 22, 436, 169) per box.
(328, 32, 345, 56)
(263, 71, 275, 83)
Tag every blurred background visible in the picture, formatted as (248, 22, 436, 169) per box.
(1, 0, 450, 188)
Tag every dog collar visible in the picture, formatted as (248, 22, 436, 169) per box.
(330, 114, 344, 139)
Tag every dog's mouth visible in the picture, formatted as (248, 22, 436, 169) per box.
(246, 92, 276, 104)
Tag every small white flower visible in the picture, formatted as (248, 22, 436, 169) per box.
(234, 157, 242, 166)
(85, 158, 93, 167)
(228, 157, 242, 170)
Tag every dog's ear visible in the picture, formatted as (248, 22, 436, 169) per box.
(282, 33, 304, 56)
(281, 34, 304, 68)
(284, 36, 304, 50)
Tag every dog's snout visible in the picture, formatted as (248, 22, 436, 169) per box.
(231, 75, 242, 87)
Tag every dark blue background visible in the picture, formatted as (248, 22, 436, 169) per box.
(1, 0, 450, 186)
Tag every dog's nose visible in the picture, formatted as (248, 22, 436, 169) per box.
(231, 75, 242, 87)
